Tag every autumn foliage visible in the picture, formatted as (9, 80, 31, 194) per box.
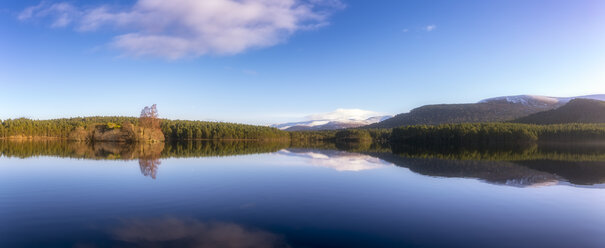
(140, 104, 160, 129)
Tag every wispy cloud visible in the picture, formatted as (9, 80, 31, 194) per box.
(18, 2, 79, 28)
(242, 69, 258, 75)
(18, 0, 344, 59)
(401, 25, 436, 34)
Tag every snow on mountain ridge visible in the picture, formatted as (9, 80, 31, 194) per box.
(479, 94, 605, 106)
(271, 108, 392, 131)
(307, 108, 384, 122)
(272, 115, 392, 131)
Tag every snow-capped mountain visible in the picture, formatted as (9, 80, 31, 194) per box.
(272, 109, 392, 131)
(479, 94, 605, 107)
(273, 116, 391, 131)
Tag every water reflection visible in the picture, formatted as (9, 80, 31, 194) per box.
(73, 218, 289, 248)
(139, 158, 161, 179)
(515, 160, 605, 185)
(279, 148, 390, 171)
(373, 153, 562, 187)
(388, 144, 605, 186)
(0, 140, 288, 160)
(2, 140, 605, 187)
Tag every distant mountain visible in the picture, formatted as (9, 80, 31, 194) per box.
(514, 99, 605, 124)
(479, 94, 605, 106)
(274, 115, 391, 131)
(367, 94, 605, 129)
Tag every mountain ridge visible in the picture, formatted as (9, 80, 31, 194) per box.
(514, 98, 605, 124)
(366, 94, 605, 129)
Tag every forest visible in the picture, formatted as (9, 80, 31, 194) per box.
(0, 105, 289, 141)
(0, 116, 289, 141)
(161, 119, 289, 140)
(390, 123, 605, 147)
(289, 129, 391, 142)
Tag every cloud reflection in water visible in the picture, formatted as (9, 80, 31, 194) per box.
(278, 149, 392, 172)
(107, 217, 289, 248)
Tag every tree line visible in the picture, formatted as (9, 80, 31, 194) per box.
(390, 123, 605, 147)
(160, 119, 289, 140)
(3, 117, 605, 145)
(0, 117, 289, 141)
(0, 117, 139, 138)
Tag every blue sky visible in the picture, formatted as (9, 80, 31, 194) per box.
(1, 0, 604, 125)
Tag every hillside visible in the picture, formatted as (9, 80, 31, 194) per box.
(366, 101, 554, 129)
(367, 94, 605, 129)
(514, 99, 605, 124)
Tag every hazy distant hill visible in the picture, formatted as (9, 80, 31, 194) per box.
(514, 99, 605, 124)
(274, 115, 391, 131)
(367, 94, 605, 129)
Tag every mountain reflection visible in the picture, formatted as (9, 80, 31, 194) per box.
(387, 144, 605, 186)
(373, 153, 562, 187)
(279, 148, 390, 171)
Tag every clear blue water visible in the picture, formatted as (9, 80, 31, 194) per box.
(1, 143, 605, 247)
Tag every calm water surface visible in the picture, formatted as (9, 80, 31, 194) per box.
(1, 141, 604, 247)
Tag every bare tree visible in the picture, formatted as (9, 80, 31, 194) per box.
(140, 104, 160, 129)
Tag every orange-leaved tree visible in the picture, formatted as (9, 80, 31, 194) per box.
(140, 104, 160, 129)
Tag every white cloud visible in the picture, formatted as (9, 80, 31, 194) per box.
(425, 24, 436, 32)
(307, 108, 385, 121)
(19, 0, 343, 59)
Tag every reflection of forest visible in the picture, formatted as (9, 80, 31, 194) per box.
(0, 140, 291, 179)
(371, 152, 562, 187)
(390, 143, 605, 162)
(0, 140, 288, 160)
(381, 154, 605, 186)
(381, 144, 605, 186)
(2, 140, 605, 186)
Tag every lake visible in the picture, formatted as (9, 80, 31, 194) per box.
(1, 141, 604, 247)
